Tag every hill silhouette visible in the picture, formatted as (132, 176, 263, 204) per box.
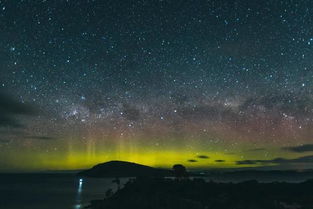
(77, 161, 172, 177)
(88, 178, 313, 209)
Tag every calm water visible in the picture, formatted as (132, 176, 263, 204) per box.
(0, 173, 129, 209)
(0, 173, 311, 209)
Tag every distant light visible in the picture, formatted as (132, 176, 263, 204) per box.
(74, 204, 82, 209)
(78, 179, 83, 193)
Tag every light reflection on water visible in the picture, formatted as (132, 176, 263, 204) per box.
(74, 178, 84, 209)
(72, 177, 130, 209)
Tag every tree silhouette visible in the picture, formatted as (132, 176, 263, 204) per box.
(112, 177, 121, 190)
(172, 164, 187, 180)
(105, 188, 113, 198)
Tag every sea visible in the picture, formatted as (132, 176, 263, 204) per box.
(0, 172, 312, 209)
(0, 173, 129, 209)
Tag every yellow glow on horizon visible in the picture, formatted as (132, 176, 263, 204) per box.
(0, 136, 298, 172)
(0, 146, 257, 172)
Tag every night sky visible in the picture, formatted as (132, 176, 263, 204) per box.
(1, 0, 313, 172)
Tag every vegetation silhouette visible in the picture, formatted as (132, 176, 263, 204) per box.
(86, 163, 313, 209)
(88, 177, 313, 209)
(112, 177, 121, 190)
(172, 164, 188, 180)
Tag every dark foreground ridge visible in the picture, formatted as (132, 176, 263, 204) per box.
(87, 177, 313, 209)
(77, 161, 172, 177)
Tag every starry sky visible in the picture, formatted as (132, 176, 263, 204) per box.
(1, 0, 313, 172)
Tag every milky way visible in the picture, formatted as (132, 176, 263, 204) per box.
(1, 0, 313, 171)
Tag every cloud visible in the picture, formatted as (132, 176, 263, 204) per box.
(236, 160, 258, 165)
(284, 144, 313, 153)
(163, 92, 313, 133)
(170, 93, 188, 106)
(240, 92, 313, 117)
(0, 92, 36, 115)
(215, 160, 225, 162)
(0, 115, 23, 128)
(0, 92, 37, 128)
(197, 155, 209, 159)
(0, 138, 10, 143)
(122, 104, 140, 121)
(187, 159, 197, 163)
(236, 155, 313, 165)
(171, 91, 313, 126)
(177, 105, 237, 121)
(246, 148, 266, 152)
(23, 136, 57, 140)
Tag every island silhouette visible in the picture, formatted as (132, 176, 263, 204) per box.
(77, 161, 173, 177)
